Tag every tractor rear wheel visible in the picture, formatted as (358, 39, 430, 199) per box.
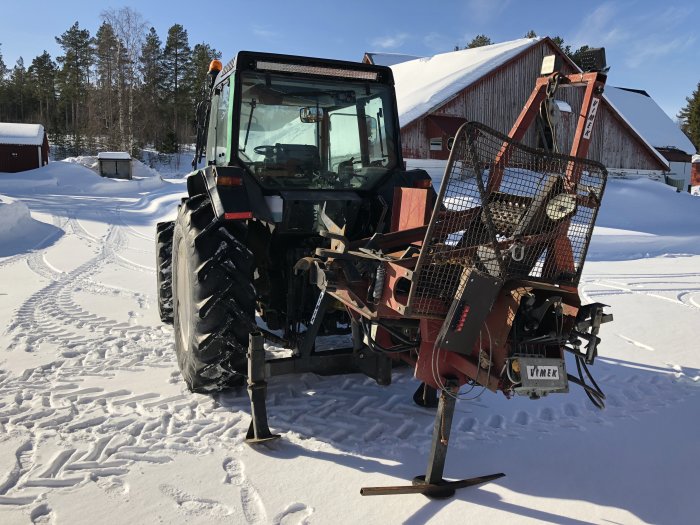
(156, 221, 175, 323)
(172, 194, 256, 392)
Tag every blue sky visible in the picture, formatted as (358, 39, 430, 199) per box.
(0, 0, 697, 118)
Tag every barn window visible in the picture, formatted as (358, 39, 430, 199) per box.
(429, 137, 442, 151)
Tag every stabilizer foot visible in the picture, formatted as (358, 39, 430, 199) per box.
(360, 473, 505, 497)
(361, 381, 505, 497)
(245, 420, 280, 444)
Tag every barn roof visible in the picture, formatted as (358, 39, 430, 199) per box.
(391, 38, 540, 127)
(0, 123, 45, 146)
(363, 52, 423, 67)
(603, 87, 696, 155)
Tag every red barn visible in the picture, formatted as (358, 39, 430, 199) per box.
(390, 38, 670, 176)
(692, 155, 700, 187)
(0, 123, 50, 173)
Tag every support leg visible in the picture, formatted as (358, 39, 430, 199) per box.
(360, 382, 505, 498)
(421, 384, 457, 486)
(245, 332, 280, 444)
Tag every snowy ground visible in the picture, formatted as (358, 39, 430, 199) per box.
(0, 160, 698, 524)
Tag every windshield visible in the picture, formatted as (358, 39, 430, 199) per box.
(237, 71, 398, 190)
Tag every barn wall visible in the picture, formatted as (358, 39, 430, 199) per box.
(401, 40, 665, 172)
(0, 144, 41, 173)
(555, 90, 663, 170)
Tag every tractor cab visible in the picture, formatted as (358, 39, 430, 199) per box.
(197, 52, 402, 192)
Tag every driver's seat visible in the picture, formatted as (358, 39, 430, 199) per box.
(267, 143, 320, 177)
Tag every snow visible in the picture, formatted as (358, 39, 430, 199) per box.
(97, 152, 131, 160)
(0, 123, 45, 146)
(0, 159, 699, 524)
(693, 154, 699, 163)
(604, 87, 697, 155)
(391, 38, 539, 127)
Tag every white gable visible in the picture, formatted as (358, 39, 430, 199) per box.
(0, 123, 45, 146)
(391, 38, 540, 127)
(604, 87, 696, 155)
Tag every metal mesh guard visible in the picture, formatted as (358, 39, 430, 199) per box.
(408, 121, 607, 316)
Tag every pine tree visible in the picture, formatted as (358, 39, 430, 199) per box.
(162, 24, 191, 147)
(185, 43, 221, 106)
(525, 30, 537, 38)
(466, 34, 492, 48)
(8, 57, 36, 121)
(139, 27, 164, 147)
(28, 51, 57, 126)
(0, 44, 8, 120)
(93, 22, 121, 147)
(549, 36, 593, 70)
(0, 44, 7, 81)
(550, 36, 571, 55)
(55, 21, 93, 148)
(678, 83, 700, 151)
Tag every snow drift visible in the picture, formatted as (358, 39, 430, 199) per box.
(0, 199, 63, 257)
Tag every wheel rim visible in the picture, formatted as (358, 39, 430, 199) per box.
(175, 237, 192, 351)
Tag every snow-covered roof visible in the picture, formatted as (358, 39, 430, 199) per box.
(391, 38, 540, 127)
(0, 123, 45, 146)
(97, 151, 131, 160)
(364, 52, 423, 67)
(604, 87, 696, 155)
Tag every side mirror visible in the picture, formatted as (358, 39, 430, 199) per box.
(300, 107, 325, 123)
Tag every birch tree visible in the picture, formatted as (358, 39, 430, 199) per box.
(100, 7, 147, 153)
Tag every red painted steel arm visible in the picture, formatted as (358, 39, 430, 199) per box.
(489, 75, 550, 193)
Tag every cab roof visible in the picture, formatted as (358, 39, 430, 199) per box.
(218, 50, 394, 86)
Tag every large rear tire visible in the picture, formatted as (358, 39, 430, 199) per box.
(156, 221, 175, 323)
(172, 194, 256, 392)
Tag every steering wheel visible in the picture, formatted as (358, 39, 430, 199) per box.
(254, 145, 276, 156)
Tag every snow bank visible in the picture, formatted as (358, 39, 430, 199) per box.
(406, 158, 700, 261)
(589, 178, 700, 259)
(0, 158, 165, 196)
(0, 198, 63, 256)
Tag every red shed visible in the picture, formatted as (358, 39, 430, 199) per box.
(0, 123, 50, 173)
(692, 155, 700, 187)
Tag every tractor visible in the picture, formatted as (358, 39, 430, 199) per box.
(156, 49, 612, 497)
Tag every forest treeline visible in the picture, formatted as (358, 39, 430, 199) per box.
(0, 7, 219, 158)
(1, 13, 698, 159)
